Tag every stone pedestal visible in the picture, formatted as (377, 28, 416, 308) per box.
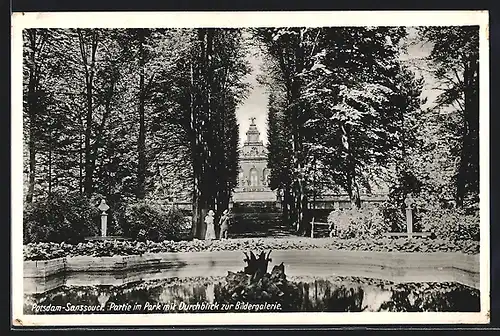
(404, 197, 414, 235)
(101, 213, 108, 237)
(98, 200, 110, 237)
(84, 199, 130, 241)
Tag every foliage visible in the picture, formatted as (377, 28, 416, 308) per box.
(148, 28, 251, 237)
(418, 26, 480, 208)
(217, 252, 301, 310)
(301, 28, 424, 209)
(24, 236, 479, 261)
(379, 282, 480, 312)
(256, 26, 425, 234)
(23, 28, 250, 241)
(22, 27, 481, 243)
(23, 191, 100, 244)
(419, 208, 480, 241)
(327, 207, 389, 239)
(118, 201, 189, 242)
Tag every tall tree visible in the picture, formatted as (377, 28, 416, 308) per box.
(254, 28, 318, 232)
(257, 27, 424, 233)
(119, 29, 165, 200)
(301, 27, 413, 208)
(419, 26, 479, 208)
(265, 89, 293, 223)
(153, 28, 249, 239)
(23, 29, 50, 203)
(75, 29, 101, 196)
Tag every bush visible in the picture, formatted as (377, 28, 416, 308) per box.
(419, 208, 480, 241)
(327, 207, 390, 239)
(23, 192, 100, 244)
(119, 201, 189, 242)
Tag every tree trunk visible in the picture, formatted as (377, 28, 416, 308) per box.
(137, 31, 147, 199)
(341, 122, 362, 209)
(79, 30, 99, 196)
(48, 138, 52, 195)
(291, 31, 307, 232)
(26, 74, 37, 204)
(456, 58, 479, 208)
(282, 184, 291, 226)
(83, 73, 94, 196)
(189, 51, 204, 239)
(204, 28, 216, 211)
(25, 31, 39, 204)
(191, 174, 202, 238)
(79, 116, 84, 195)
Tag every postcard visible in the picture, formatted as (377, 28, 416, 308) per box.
(11, 10, 490, 327)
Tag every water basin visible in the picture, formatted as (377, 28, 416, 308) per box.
(24, 275, 480, 314)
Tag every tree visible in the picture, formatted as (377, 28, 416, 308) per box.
(256, 27, 424, 233)
(153, 28, 250, 239)
(419, 26, 479, 208)
(23, 29, 51, 203)
(117, 29, 171, 200)
(254, 28, 320, 233)
(300, 27, 416, 208)
(265, 89, 293, 223)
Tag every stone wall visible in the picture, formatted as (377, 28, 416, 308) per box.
(24, 249, 480, 294)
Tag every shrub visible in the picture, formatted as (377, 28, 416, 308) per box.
(119, 201, 189, 242)
(327, 207, 389, 239)
(419, 208, 480, 241)
(23, 192, 100, 244)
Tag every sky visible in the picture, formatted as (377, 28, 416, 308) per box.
(235, 48, 269, 147)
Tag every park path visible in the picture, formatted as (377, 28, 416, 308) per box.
(228, 201, 331, 238)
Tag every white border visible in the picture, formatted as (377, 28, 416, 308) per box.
(11, 10, 490, 326)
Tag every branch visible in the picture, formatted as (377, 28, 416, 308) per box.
(77, 30, 90, 85)
(309, 28, 322, 59)
(452, 68, 464, 88)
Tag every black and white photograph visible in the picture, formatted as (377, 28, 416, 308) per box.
(11, 11, 489, 326)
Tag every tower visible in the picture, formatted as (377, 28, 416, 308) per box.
(233, 117, 276, 202)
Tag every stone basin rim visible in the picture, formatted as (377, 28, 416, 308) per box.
(25, 247, 480, 261)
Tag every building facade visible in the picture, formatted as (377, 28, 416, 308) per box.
(232, 118, 277, 202)
(230, 118, 388, 206)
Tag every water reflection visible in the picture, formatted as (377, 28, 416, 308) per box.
(24, 276, 480, 314)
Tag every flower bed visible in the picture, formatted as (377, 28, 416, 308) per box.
(23, 237, 479, 261)
(25, 273, 480, 314)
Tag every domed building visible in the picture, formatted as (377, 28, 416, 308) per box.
(232, 118, 276, 202)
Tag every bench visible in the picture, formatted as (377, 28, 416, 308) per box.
(310, 218, 334, 238)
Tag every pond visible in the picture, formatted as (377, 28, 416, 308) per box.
(24, 275, 480, 314)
